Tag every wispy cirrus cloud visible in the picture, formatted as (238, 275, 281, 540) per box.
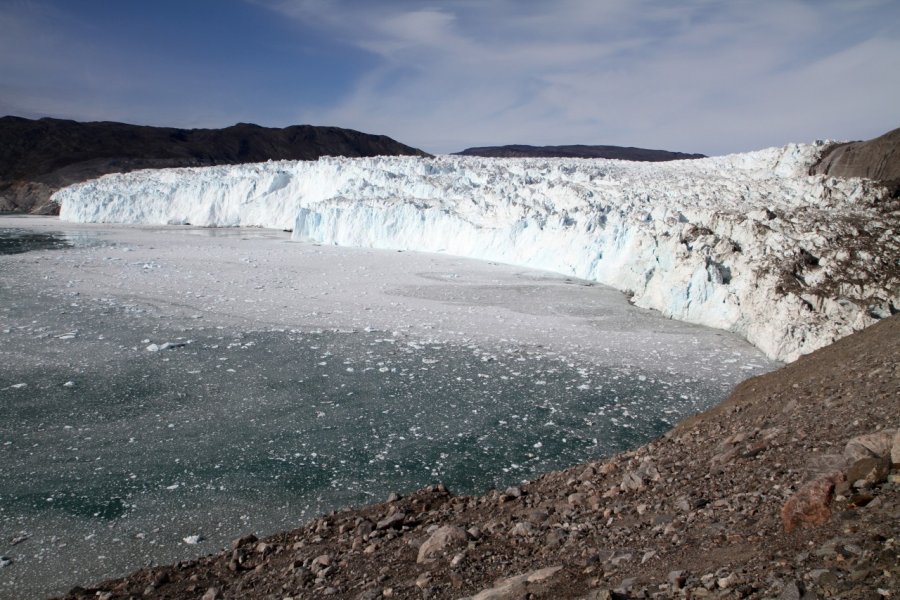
(259, 0, 900, 154)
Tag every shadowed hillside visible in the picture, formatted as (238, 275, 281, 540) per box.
(0, 116, 429, 214)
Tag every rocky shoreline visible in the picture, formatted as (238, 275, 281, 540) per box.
(53, 315, 899, 599)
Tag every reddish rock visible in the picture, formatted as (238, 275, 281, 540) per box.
(781, 472, 844, 532)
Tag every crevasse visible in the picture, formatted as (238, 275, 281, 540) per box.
(56, 143, 898, 362)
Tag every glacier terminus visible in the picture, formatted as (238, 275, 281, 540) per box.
(56, 143, 899, 362)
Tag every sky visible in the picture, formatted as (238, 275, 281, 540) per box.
(1, 0, 898, 155)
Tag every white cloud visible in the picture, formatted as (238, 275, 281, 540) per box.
(263, 0, 900, 154)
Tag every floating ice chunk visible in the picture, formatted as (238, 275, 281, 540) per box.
(182, 535, 203, 545)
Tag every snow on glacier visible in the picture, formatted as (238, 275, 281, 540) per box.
(56, 144, 898, 362)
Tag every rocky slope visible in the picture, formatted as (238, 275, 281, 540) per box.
(0, 116, 428, 214)
(812, 127, 900, 187)
(53, 315, 899, 600)
(454, 144, 704, 161)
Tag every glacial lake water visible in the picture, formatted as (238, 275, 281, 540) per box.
(0, 221, 776, 598)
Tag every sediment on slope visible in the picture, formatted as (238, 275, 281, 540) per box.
(0, 116, 429, 214)
(55, 315, 900, 599)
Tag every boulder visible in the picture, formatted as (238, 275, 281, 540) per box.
(781, 472, 845, 532)
(843, 430, 896, 462)
(465, 565, 563, 600)
(416, 525, 468, 564)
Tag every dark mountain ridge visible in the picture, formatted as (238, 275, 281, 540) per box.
(454, 143, 706, 161)
(0, 116, 429, 214)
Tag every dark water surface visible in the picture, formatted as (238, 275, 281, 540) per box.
(0, 228, 111, 255)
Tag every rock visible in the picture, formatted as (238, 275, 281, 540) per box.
(668, 570, 687, 589)
(231, 533, 258, 550)
(504, 486, 522, 498)
(201, 588, 220, 600)
(417, 525, 468, 564)
(843, 430, 896, 462)
(509, 522, 535, 537)
(578, 591, 612, 600)
(0, 557, 12, 568)
(892, 430, 900, 466)
(781, 472, 843, 532)
(615, 577, 637, 593)
(182, 535, 203, 545)
(579, 465, 597, 480)
(376, 511, 406, 530)
(466, 565, 563, 600)
(255, 541, 273, 555)
(779, 581, 801, 600)
(845, 456, 890, 487)
(717, 573, 738, 589)
(568, 492, 587, 506)
(312, 554, 333, 571)
(356, 589, 382, 600)
(415, 571, 432, 589)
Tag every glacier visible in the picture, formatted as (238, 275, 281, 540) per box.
(56, 143, 899, 362)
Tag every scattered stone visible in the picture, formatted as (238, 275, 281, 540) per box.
(415, 571, 432, 589)
(0, 557, 12, 568)
(376, 511, 406, 530)
(779, 580, 802, 600)
(201, 587, 220, 600)
(668, 570, 687, 589)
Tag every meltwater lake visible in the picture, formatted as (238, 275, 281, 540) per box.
(0, 218, 777, 599)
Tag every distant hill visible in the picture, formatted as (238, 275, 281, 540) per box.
(454, 144, 706, 161)
(0, 116, 430, 214)
(811, 127, 900, 193)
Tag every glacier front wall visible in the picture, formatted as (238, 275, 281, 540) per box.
(57, 146, 898, 362)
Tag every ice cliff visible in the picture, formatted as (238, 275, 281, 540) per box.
(57, 144, 899, 362)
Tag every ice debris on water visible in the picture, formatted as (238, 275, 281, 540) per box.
(183, 535, 203, 545)
(0, 557, 12, 568)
